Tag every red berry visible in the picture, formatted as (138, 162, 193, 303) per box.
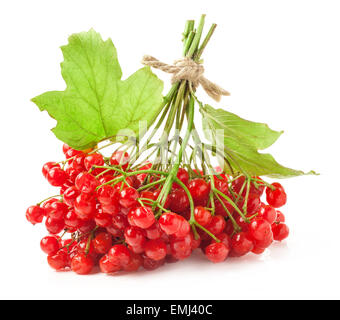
(206, 215, 226, 235)
(169, 188, 189, 213)
(174, 216, 191, 238)
(63, 186, 80, 207)
(119, 187, 139, 209)
(74, 193, 96, 220)
(65, 148, 84, 159)
(194, 206, 212, 226)
(145, 239, 167, 261)
(47, 201, 68, 220)
(252, 246, 266, 255)
(96, 185, 118, 205)
(275, 211, 285, 223)
(47, 251, 69, 270)
(108, 244, 131, 267)
(230, 232, 254, 257)
(99, 254, 121, 273)
(84, 153, 104, 171)
(248, 218, 272, 242)
(170, 233, 192, 260)
(258, 204, 277, 224)
(272, 223, 289, 241)
(42, 162, 59, 178)
(124, 253, 143, 272)
(62, 143, 71, 154)
(40, 236, 60, 255)
(159, 212, 182, 235)
(266, 183, 287, 208)
(47, 167, 68, 187)
(188, 179, 211, 203)
(128, 206, 155, 229)
(45, 216, 65, 234)
(145, 222, 163, 240)
(93, 232, 112, 254)
(71, 253, 94, 275)
(205, 242, 229, 263)
(94, 210, 112, 228)
(172, 168, 189, 189)
(75, 172, 99, 194)
(143, 255, 165, 271)
(110, 151, 130, 170)
(124, 226, 146, 248)
(26, 205, 45, 225)
(112, 214, 129, 231)
(216, 233, 232, 250)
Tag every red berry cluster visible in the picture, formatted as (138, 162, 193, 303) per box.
(26, 144, 289, 275)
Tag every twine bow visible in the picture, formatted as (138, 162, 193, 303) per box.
(141, 55, 230, 102)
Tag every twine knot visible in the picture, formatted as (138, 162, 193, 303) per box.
(141, 55, 230, 102)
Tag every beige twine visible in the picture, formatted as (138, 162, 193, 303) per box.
(141, 55, 230, 102)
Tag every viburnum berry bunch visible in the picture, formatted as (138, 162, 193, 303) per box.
(28, 15, 315, 275)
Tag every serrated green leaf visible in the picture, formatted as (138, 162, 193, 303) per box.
(32, 29, 163, 150)
(201, 104, 316, 178)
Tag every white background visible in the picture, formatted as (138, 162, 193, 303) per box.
(0, 0, 339, 300)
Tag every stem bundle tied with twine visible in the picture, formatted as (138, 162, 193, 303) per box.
(141, 55, 230, 102)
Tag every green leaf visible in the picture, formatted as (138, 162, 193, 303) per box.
(201, 104, 316, 178)
(32, 29, 163, 150)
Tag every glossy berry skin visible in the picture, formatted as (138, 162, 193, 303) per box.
(232, 176, 265, 197)
(93, 232, 112, 254)
(42, 162, 59, 178)
(159, 212, 182, 235)
(266, 183, 287, 208)
(71, 253, 94, 275)
(194, 206, 212, 226)
(99, 254, 121, 273)
(124, 226, 146, 248)
(26, 206, 45, 225)
(64, 210, 83, 230)
(231, 232, 254, 257)
(96, 185, 118, 206)
(94, 210, 112, 228)
(108, 245, 131, 267)
(47, 201, 68, 220)
(174, 216, 191, 238)
(111, 214, 129, 231)
(169, 189, 189, 213)
(144, 239, 167, 261)
(242, 193, 261, 216)
(75, 172, 99, 194)
(63, 186, 80, 207)
(275, 211, 285, 223)
(124, 253, 143, 272)
(272, 223, 289, 241)
(46, 167, 68, 187)
(119, 187, 139, 209)
(84, 153, 104, 171)
(206, 215, 226, 235)
(110, 151, 130, 170)
(128, 206, 155, 229)
(188, 179, 211, 203)
(40, 236, 60, 255)
(170, 233, 192, 260)
(74, 193, 96, 220)
(258, 204, 277, 225)
(45, 217, 65, 235)
(47, 251, 69, 270)
(248, 218, 272, 242)
(64, 148, 84, 159)
(172, 168, 189, 189)
(205, 242, 229, 263)
(145, 222, 163, 240)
